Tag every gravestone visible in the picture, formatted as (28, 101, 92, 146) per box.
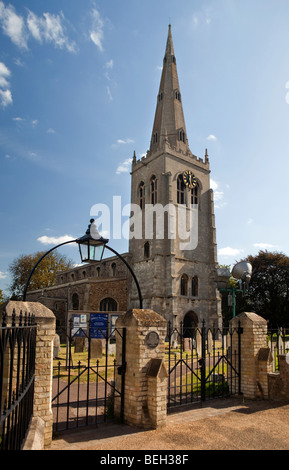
(53, 334, 60, 358)
(74, 337, 86, 353)
(90, 339, 103, 359)
(183, 337, 192, 352)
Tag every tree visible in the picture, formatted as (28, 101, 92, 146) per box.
(240, 251, 289, 327)
(0, 289, 4, 305)
(8, 250, 74, 299)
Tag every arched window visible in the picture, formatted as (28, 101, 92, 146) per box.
(72, 293, 79, 310)
(100, 297, 117, 312)
(177, 175, 186, 204)
(111, 263, 116, 276)
(138, 181, 145, 210)
(150, 175, 157, 205)
(191, 276, 199, 297)
(180, 274, 188, 296)
(144, 241, 150, 259)
(191, 185, 199, 205)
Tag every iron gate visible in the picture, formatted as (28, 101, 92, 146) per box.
(52, 317, 126, 432)
(166, 320, 242, 409)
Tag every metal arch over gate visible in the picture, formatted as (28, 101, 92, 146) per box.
(52, 316, 126, 433)
(166, 320, 242, 409)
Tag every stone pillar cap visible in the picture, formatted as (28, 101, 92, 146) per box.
(5, 301, 55, 320)
(116, 308, 167, 327)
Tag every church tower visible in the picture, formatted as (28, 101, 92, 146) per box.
(129, 26, 219, 328)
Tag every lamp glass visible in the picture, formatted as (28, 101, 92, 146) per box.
(78, 240, 105, 263)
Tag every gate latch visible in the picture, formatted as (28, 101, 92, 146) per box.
(117, 364, 126, 375)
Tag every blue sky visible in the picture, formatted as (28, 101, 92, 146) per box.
(1, 0, 289, 295)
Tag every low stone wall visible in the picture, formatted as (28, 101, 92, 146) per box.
(269, 355, 289, 401)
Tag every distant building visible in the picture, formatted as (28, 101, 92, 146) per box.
(27, 26, 221, 332)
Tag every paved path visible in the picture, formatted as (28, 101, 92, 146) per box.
(48, 398, 289, 451)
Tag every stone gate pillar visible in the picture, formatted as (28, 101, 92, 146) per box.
(6, 301, 55, 448)
(115, 309, 167, 429)
(230, 312, 269, 399)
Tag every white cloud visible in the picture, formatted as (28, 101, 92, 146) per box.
(106, 85, 113, 102)
(37, 234, 75, 245)
(0, 3, 76, 53)
(218, 247, 244, 257)
(27, 10, 77, 53)
(207, 134, 217, 141)
(0, 1, 28, 48)
(253, 243, 277, 250)
(0, 61, 12, 107)
(0, 88, 12, 107)
(47, 128, 56, 134)
(210, 178, 225, 207)
(116, 158, 133, 175)
(0, 61, 10, 87)
(90, 9, 104, 52)
(0, 271, 7, 279)
(105, 59, 113, 69)
(116, 138, 134, 145)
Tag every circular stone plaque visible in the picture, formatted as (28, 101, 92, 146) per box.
(145, 331, 160, 349)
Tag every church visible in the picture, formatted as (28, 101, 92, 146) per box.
(27, 26, 221, 333)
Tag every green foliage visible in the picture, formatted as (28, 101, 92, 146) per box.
(0, 289, 4, 305)
(239, 250, 289, 327)
(8, 250, 73, 299)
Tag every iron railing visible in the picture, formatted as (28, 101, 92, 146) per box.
(166, 320, 242, 409)
(0, 308, 37, 450)
(52, 318, 126, 432)
(267, 327, 289, 372)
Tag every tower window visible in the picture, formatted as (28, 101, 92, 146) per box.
(144, 242, 150, 259)
(177, 175, 186, 204)
(100, 297, 117, 312)
(180, 274, 188, 296)
(153, 132, 158, 144)
(175, 91, 181, 101)
(138, 181, 145, 210)
(192, 276, 199, 297)
(191, 185, 199, 205)
(151, 175, 157, 205)
(179, 130, 186, 143)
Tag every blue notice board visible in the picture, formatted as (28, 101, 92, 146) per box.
(90, 313, 108, 339)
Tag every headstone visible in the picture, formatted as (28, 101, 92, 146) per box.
(74, 337, 85, 353)
(53, 334, 60, 358)
(183, 337, 192, 352)
(108, 342, 116, 355)
(90, 338, 103, 358)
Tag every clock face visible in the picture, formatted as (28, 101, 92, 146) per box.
(183, 170, 197, 189)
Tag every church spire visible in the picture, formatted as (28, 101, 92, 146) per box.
(150, 25, 189, 154)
